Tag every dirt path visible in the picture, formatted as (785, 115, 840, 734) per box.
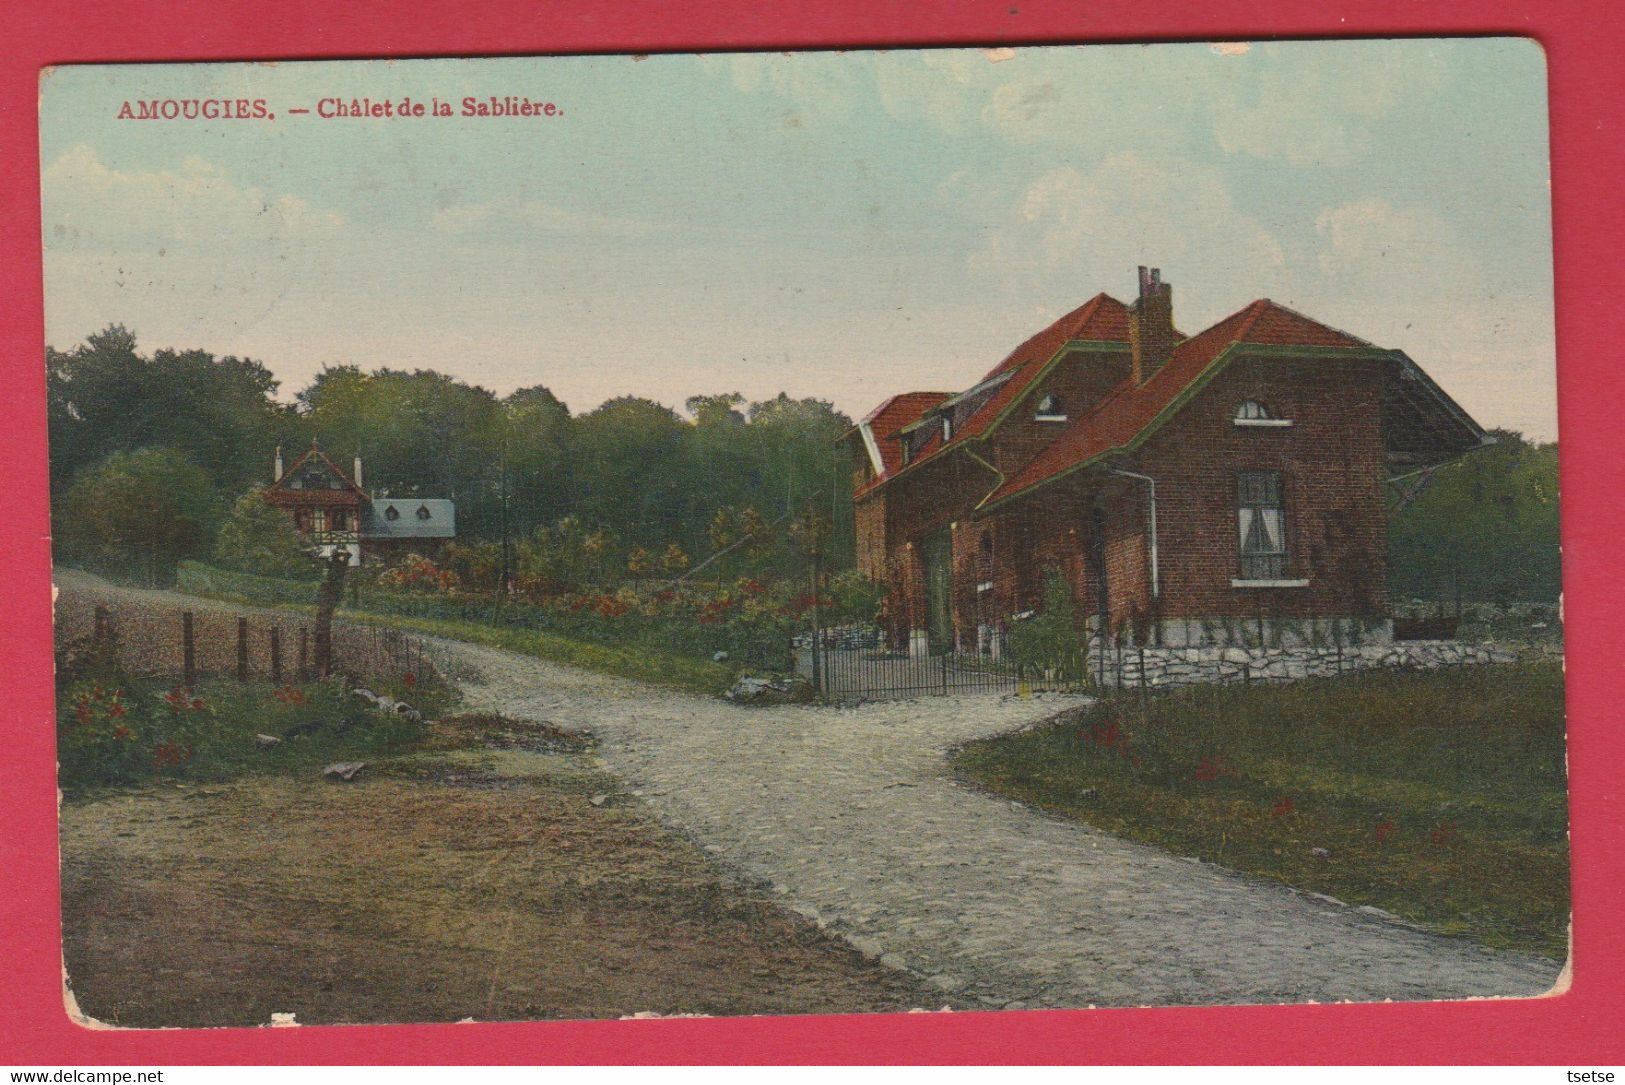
(60, 736, 937, 1027)
(433, 637, 1564, 1010)
(54, 573, 1564, 1011)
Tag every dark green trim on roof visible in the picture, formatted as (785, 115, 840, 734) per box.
(976, 343, 1433, 512)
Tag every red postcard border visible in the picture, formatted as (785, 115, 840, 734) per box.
(2, 0, 1620, 1066)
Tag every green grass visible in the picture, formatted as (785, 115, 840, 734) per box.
(334, 606, 740, 694)
(58, 669, 458, 790)
(950, 662, 1570, 959)
(167, 583, 739, 696)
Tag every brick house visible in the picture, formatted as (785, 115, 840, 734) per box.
(846, 268, 1488, 655)
(263, 444, 456, 565)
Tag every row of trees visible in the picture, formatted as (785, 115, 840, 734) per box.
(48, 326, 1563, 606)
(49, 326, 857, 584)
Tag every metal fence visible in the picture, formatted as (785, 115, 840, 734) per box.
(796, 624, 1033, 702)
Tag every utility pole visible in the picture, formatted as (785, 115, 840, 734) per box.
(500, 417, 512, 595)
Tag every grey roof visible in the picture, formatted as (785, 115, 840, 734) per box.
(361, 498, 456, 540)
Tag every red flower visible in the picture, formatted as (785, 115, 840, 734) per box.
(190, 698, 206, 711)
(1428, 820, 1457, 845)
(1195, 757, 1235, 783)
(111, 724, 132, 741)
(403, 672, 417, 689)
(1374, 818, 1398, 843)
(152, 741, 193, 768)
(1089, 720, 1123, 748)
(108, 703, 127, 718)
(1271, 796, 1296, 817)
(73, 698, 92, 727)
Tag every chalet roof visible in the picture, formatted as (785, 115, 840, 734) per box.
(851, 294, 1173, 498)
(854, 287, 1486, 510)
(266, 445, 366, 502)
(361, 499, 457, 539)
(981, 299, 1481, 508)
(850, 391, 950, 497)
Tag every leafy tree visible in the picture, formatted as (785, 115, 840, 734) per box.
(572, 397, 694, 548)
(298, 366, 507, 535)
(504, 385, 573, 538)
(56, 448, 225, 585)
(213, 487, 315, 579)
(1388, 431, 1561, 605)
(48, 326, 293, 495)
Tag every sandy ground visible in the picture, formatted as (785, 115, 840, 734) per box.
(60, 721, 937, 1027)
(437, 638, 1565, 1010)
(56, 573, 1565, 1019)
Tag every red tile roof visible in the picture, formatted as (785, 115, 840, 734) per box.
(984, 300, 1373, 505)
(850, 294, 1145, 497)
(853, 390, 949, 497)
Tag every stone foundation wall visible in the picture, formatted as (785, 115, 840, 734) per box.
(1093, 639, 1516, 690)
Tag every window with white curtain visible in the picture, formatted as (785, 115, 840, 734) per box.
(1237, 471, 1286, 579)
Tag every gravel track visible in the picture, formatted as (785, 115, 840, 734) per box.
(433, 636, 1564, 1010)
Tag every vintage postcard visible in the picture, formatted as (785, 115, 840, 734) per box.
(40, 40, 1565, 1028)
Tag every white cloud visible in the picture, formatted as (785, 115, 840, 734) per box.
(971, 153, 1286, 304)
(1209, 44, 1447, 166)
(42, 144, 343, 251)
(1313, 197, 1474, 311)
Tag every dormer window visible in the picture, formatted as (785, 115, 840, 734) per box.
(416, 504, 432, 520)
(1035, 394, 1067, 422)
(384, 505, 400, 522)
(1234, 400, 1293, 428)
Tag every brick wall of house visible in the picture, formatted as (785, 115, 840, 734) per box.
(856, 352, 1393, 650)
(1133, 355, 1390, 623)
(990, 348, 1132, 474)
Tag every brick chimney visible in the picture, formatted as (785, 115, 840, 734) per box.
(273, 444, 284, 483)
(1130, 266, 1175, 384)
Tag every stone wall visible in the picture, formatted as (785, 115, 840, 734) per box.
(1091, 639, 1516, 691)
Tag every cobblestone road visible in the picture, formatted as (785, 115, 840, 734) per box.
(438, 638, 1564, 1011)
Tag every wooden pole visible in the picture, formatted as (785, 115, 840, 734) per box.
(182, 611, 195, 687)
(298, 626, 309, 681)
(269, 627, 282, 686)
(236, 617, 249, 682)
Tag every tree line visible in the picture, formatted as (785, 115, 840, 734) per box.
(49, 326, 856, 584)
(47, 325, 1562, 605)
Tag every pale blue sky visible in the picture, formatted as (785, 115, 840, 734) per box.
(39, 40, 1557, 438)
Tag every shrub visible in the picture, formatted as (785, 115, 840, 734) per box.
(213, 487, 316, 580)
(56, 448, 225, 586)
(1005, 568, 1091, 685)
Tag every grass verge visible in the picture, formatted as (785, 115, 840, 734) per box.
(173, 588, 738, 695)
(950, 661, 1569, 959)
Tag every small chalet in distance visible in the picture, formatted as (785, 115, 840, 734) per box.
(263, 443, 456, 566)
(846, 268, 1489, 656)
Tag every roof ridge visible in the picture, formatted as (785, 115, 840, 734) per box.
(1233, 298, 1272, 344)
(1246, 298, 1373, 347)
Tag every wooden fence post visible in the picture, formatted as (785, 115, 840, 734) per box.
(299, 626, 309, 681)
(182, 611, 195, 688)
(236, 617, 249, 682)
(269, 627, 282, 686)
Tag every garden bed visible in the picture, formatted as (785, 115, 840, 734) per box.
(950, 661, 1570, 959)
